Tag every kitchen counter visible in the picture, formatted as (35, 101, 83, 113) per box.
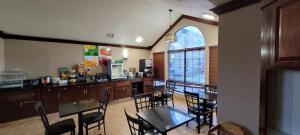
(0, 76, 154, 124)
(0, 77, 147, 91)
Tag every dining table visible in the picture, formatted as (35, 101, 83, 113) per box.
(136, 106, 195, 135)
(59, 99, 101, 135)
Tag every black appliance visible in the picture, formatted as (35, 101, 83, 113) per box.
(139, 59, 153, 77)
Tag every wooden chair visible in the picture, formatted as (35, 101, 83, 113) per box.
(133, 93, 155, 131)
(152, 80, 166, 107)
(124, 110, 157, 135)
(35, 102, 76, 135)
(184, 90, 213, 134)
(163, 80, 176, 108)
(134, 93, 154, 112)
(204, 85, 218, 112)
(208, 122, 245, 135)
(82, 91, 109, 135)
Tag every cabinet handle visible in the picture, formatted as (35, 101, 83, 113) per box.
(63, 87, 67, 90)
(23, 100, 37, 104)
(48, 89, 51, 92)
(20, 102, 22, 107)
(58, 92, 60, 99)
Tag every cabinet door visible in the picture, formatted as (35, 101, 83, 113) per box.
(0, 102, 22, 123)
(0, 90, 22, 123)
(106, 83, 115, 101)
(270, 0, 300, 68)
(59, 86, 85, 104)
(143, 77, 154, 94)
(40, 88, 59, 114)
(86, 84, 99, 100)
(125, 86, 132, 98)
(22, 100, 38, 118)
(114, 87, 125, 100)
(21, 89, 40, 118)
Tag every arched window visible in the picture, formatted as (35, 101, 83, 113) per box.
(168, 26, 205, 87)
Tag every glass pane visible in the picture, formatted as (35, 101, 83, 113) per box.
(168, 26, 205, 50)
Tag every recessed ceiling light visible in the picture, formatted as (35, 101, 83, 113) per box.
(202, 14, 216, 20)
(136, 36, 144, 43)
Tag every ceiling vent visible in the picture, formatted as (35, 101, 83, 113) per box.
(106, 33, 114, 38)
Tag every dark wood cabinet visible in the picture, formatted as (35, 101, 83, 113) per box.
(85, 84, 100, 100)
(21, 89, 40, 118)
(115, 80, 131, 99)
(263, 0, 300, 68)
(0, 102, 22, 123)
(0, 89, 39, 122)
(0, 78, 152, 123)
(40, 88, 59, 114)
(260, 0, 300, 134)
(0, 90, 22, 122)
(59, 85, 85, 104)
(96, 82, 114, 101)
(143, 77, 154, 94)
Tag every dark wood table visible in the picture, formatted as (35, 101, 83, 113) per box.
(59, 99, 101, 135)
(136, 106, 195, 135)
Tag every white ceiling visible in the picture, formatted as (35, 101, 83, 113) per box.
(0, 0, 216, 47)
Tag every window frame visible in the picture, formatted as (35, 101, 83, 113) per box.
(167, 26, 206, 92)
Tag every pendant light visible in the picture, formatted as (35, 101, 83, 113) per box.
(165, 9, 176, 43)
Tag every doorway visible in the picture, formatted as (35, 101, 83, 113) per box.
(153, 52, 165, 80)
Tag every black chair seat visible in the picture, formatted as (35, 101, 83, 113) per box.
(82, 112, 103, 125)
(48, 119, 75, 135)
(188, 106, 205, 115)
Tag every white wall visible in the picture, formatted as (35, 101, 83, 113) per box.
(217, 3, 262, 135)
(0, 38, 4, 71)
(4, 39, 150, 79)
(151, 18, 218, 83)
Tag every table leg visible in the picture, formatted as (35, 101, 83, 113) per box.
(78, 112, 83, 135)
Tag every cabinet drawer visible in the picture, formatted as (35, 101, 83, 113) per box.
(0, 91, 21, 103)
(115, 80, 131, 87)
(22, 89, 40, 101)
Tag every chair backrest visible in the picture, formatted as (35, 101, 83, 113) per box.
(154, 80, 165, 86)
(34, 102, 50, 129)
(208, 122, 245, 135)
(166, 80, 176, 89)
(99, 90, 110, 117)
(205, 85, 218, 94)
(184, 90, 201, 114)
(124, 110, 144, 135)
(166, 80, 176, 94)
(133, 93, 154, 112)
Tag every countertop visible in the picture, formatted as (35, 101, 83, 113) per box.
(0, 77, 149, 91)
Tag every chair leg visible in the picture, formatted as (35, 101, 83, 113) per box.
(71, 129, 75, 135)
(172, 98, 174, 108)
(85, 126, 88, 135)
(98, 122, 100, 130)
(209, 112, 213, 128)
(197, 116, 200, 134)
(103, 122, 106, 135)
